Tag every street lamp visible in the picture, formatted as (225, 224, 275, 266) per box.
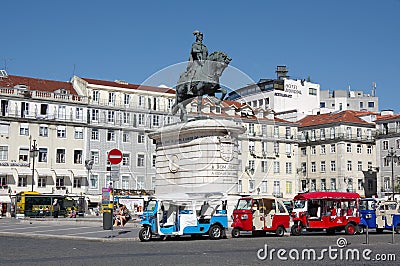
(29, 139, 38, 192)
(386, 147, 399, 200)
(85, 159, 94, 189)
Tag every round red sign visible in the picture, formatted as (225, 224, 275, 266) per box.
(108, 149, 123, 164)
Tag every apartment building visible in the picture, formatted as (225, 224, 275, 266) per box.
(375, 110, 400, 199)
(0, 73, 89, 214)
(297, 110, 377, 197)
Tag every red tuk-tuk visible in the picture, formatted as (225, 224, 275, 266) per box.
(291, 192, 360, 235)
(231, 196, 290, 237)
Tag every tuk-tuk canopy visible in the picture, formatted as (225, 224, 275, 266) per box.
(294, 192, 360, 201)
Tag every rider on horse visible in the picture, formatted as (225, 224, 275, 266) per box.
(186, 30, 208, 95)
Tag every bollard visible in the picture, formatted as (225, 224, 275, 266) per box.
(392, 215, 395, 244)
(365, 225, 369, 245)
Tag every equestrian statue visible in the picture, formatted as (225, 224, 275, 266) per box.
(171, 30, 231, 121)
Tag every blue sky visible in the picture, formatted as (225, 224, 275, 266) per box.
(2, 0, 400, 112)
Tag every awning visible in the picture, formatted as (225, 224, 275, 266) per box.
(0, 195, 11, 203)
(52, 169, 71, 177)
(36, 168, 53, 177)
(14, 167, 32, 175)
(0, 168, 13, 175)
(70, 169, 88, 177)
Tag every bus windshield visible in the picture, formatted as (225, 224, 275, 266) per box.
(235, 199, 252, 210)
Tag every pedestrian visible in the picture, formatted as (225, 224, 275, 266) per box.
(53, 199, 60, 218)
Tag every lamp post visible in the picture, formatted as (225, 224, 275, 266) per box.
(386, 147, 398, 200)
(85, 159, 93, 190)
(30, 139, 38, 192)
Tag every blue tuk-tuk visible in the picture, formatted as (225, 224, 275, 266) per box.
(359, 198, 400, 233)
(138, 193, 228, 241)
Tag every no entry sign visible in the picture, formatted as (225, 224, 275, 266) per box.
(108, 149, 123, 164)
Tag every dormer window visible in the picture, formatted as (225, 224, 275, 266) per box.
(215, 106, 221, 114)
(59, 88, 68, 94)
(14, 84, 28, 90)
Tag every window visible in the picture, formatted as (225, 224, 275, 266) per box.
(358, 161, 362, 171)
(139, 96, 145, 107)
(137, 176, 145, 189)
(330, 144, 336, 153)
(301, 162, 307, 173)
(215, 106, 221, 113)
(249, 180, 255, 191)
(320, 129, 326, 140)
(153, 115, 160, 127)
(122, 153, 130, 166)
(367, 145, 372, 154)
(285, 143, 291, 155)
(309, 87, 317, 95)
(360, 102, 364, 109)
(397, 139, 400, 149)
(357, 128, 362, 139)
(138, 113, 145, 125)
(124, 94, 130, 105)
(122, 131, 130, 143)
(123, 112, 130, 124)
(261, 181, 267, 193)
(358, 179, 363, 190)
(138, 133, 145, 144)
(285, 127, 291, 139)
(286, 162, 292, 174)
(108, 111, 115, 123)
(330, 127, 335, 139)
(56, 177, 65, 188)
(57, 126, 66, 138)
(92, 91, 99, 102)
(261, 161, 267, 173)
(346, 143, 352, 153)
(331, 178, 336, 191)
(38, 177, 46, 188)
(74, 150, 83, 164)
(0, 146, 8, 161)
(56, 149, 65, 163)
(107, 130, 115, 141)
(39, 125, 48, 137)
(273, 181, 280, 195)
(301, 147, 306, 156)
(74, 127, 83, 139)
(76, 108, 83, 120)
(18, 176, 27, 187)
(320, 145, 326, 154)
(311, 130, 316, 140)
(311, 179, 316, 191)
(38, 148, 47, 162)
(40, 104, 48, 116)
(91, 109, 99, 121)
(321, 179, 326, 191)
(368, 102, 374, 108)
(320, 102, 326, 108)
(274, 142, 279, 155)
(347, 178, 353, 191)
(346, 127, 352, 138)
(311, 162, 316, 173)
(357, 144, 362, 153)
(108, 92, 115, 105)
(321, 161, 326, 172)
(91, 151, 99, 164)
(153, 97, 159, 111)
(273, 161, 280, 173)
(73, 178, 81, 188)
(274, 126, 279, 138)
(20, 123, 29, 136)
(286, 181, 292, 194)
(330, 161, 336, 172)
(137, 154, 145, 167)
(19, 148, 29, 162)
(248, 123, 255, 135)
(91, 129, 99, 140)
(168, 99, 173, 110)
(58, 105, 66, 119)
(90, 174, 98, 189)
(152, 155, 156, 168)
(383, 141, 389, 150)
(347, 160, 352, 171)
(122, 176, 129, 190)
(248, 141, 255, 152)
(311, 146, 316, 155)
(238, 180, 242, 193)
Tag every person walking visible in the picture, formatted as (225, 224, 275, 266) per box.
(53, 199, 60, 218)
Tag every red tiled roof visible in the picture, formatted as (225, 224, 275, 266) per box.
(375, 114, 400, 122)
(298, 110, 374, 128)
(0, 75, 76, 94)
(81, 77, 175, 94)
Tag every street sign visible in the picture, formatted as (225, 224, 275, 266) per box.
(110, 164, 120, 181)
(108, 149, 123, 164)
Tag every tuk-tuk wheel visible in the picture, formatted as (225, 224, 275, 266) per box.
(209, 224, 222, 240)
(139, 227, 152, 242)
(344, 223, 357, 235)
(276, 226, 285, 237)
(357, 226, 366, 234)
(231, 228, 240, 238)
(290, 224, 302, 236)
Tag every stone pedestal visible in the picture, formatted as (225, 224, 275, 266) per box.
(148, 119, 245, 195)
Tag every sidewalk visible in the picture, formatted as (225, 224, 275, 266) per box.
(0, 216, 142, 242)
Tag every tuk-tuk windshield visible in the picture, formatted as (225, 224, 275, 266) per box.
(235, 199, 252, 210)
(144, 200, 157, 212)
(293, 200, 306, 209)
(359, 200, 375, 210)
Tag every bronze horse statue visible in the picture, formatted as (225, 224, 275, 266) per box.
(171, 51, 231, 121)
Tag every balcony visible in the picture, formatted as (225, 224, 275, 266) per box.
(376, 128, 400, 138)
(298, 133, 375, 144)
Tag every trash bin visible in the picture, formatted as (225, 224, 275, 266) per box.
(103, 209, 113, 230)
